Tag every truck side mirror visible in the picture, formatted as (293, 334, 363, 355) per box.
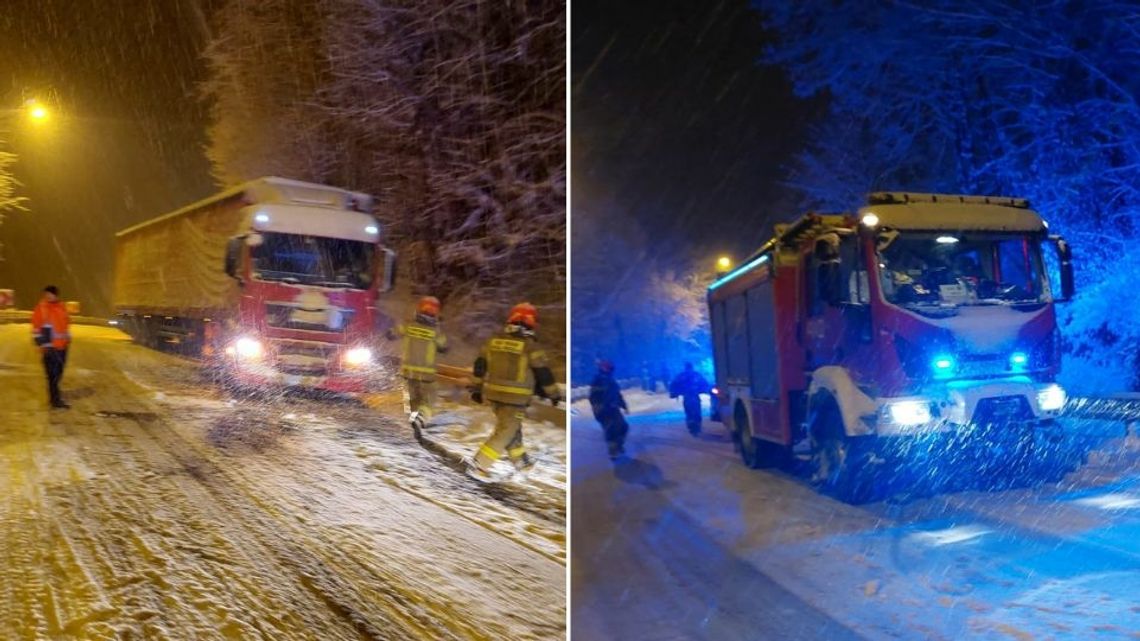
(819, 262, 843, 306)
(224, 237, 243, 281)
(1047, 235, 1074, 301)
(815, 236, 842, 307)
(380, 247, 398, 293)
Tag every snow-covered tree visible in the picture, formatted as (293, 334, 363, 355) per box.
(0, 146, 26, 261)
(201, 0, 334, 185)
(760, 1, 1140, 391)
(201, 0, 565, 354)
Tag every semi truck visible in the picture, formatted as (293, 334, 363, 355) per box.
(708, 192, 1075, 501)
(113, 176, 396, 394)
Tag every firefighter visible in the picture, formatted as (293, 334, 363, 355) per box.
(641, 361, 653, 393)
(31, 285, 71, 409)
(670, 362, 709, 436)
(467, 302, 562, 480)
(589, 359, 629, 459)
(389, 296, 448, 438)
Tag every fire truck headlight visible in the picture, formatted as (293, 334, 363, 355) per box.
(344, 347, 373, 367)
(234, 337, 264, 360)
(884, 400, 933, 426)
(1037, 384, 1066, 412)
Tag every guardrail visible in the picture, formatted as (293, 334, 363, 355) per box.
(1067, 396, 1140, 425)
(433, 362, 565, 426)
(0, 309, 112, 327)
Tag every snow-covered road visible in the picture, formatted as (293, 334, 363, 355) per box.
(572, 392, 1140, 640)
(0, 323, 564, 640)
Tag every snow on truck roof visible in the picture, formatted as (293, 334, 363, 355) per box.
(860, 192, 1046, 232)
(115, 176, 375, 237)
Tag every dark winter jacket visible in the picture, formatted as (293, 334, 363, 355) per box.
(670, 370, 709, 401)
(589, 371, 627, 421)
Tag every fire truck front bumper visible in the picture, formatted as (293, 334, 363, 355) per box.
(873, 378, 1066, 438)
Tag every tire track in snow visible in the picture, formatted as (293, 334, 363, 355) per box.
(99, 337, 563, 640)
(97, 365, 482, 640)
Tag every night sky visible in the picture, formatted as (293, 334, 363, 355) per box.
(572, 0, 815, 268)
(0, 0, 219, 314)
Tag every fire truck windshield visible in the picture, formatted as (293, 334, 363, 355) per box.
(876, 231, 1047, 307)
(251, 233, 375, 289)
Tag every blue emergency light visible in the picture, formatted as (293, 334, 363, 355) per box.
(932, 354, 956, 377)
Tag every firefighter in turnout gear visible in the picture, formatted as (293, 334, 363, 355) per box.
(389, 296, 448, 438)
(468, 302, 562, 480)
(670, 362, 710, 436)
(589, 359, 628, 459)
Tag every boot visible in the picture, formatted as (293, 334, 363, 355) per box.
(513, 453, 537, 475)
(466, 458, 498, 482)
(409, 411, 425, 439)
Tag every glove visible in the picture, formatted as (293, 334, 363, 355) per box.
(469, 387, 483, 404)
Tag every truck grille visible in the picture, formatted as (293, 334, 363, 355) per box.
(972, 395, 1032, 426)
(265, 303, 352, 333)
(273, 340, 336, 376)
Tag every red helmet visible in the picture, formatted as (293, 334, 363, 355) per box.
(417, 296, 441, 317)
(507, 302, 538, 329)
(597, 359, 614, 374)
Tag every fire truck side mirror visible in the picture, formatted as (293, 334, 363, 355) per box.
(819, 261, 843, 307)
(1048, 235, 1074, 302)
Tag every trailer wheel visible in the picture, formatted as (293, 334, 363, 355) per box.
(809, 395, 876, 503)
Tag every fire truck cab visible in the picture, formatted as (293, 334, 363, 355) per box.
(707, 193, 1075, 501)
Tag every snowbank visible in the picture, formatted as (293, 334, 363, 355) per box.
(570, 388, 710, 419)
(418, 399, 566, 490)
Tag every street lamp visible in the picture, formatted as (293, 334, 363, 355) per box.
(716, 255, 732, 274)
(24, 99, 48, 123)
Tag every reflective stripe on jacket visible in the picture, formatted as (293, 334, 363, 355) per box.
(475, 330, 555, 406)
(32, 300, 71, 350)
(398, 321, 447, 381)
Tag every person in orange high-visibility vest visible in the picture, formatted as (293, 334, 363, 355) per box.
(388, 296, 448, 438)
(467, 302, 562, 480)
(31, 285, 72, 409)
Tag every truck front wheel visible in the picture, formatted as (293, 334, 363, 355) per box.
(809, 395, 876, 503)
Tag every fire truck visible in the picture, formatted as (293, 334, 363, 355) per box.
(707, 193, 1075, 501)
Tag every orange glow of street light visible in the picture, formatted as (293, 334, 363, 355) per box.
(717, 256, 732, 271)
(25, 100, 49, 122)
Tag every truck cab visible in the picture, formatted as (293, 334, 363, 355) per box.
(114, 177, 396, 395)
(219, 198, 396, 393)
(708, 193, 1075, 501)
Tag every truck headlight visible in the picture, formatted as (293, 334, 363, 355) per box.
(1037, 384, 1066, 412)
(344, 347, 373, 367)
(883, 399, 933, 426)
(233, 337, 263, 360)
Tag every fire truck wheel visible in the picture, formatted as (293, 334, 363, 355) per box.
(736, 402, 781, 469)
(809, 396, 876, 504)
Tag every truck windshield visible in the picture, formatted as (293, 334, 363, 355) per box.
(251, 233, 375, 289)
(876, 231, 1047, 307)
